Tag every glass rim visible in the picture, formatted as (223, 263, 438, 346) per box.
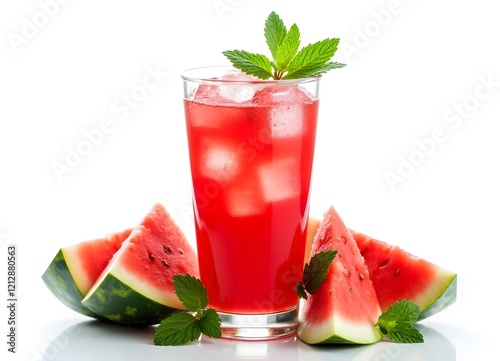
(181, 65, 321, 86)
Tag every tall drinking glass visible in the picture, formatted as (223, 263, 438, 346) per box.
(182, 66, 320, 340)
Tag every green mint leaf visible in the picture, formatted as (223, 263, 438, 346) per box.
(173, 274, 208, 312)
(156, 274, 222, 346)
(296, 250, 337, 299)
(264, 11, 287, 59)
(275, 24, 301, 70)
(222, 50, 273, 80)
(284, 61, 346, 80)
(199, 308, 222, 339)
(223, 11, 345, 80)
(375, 299, 424, 343)
(283, 38, 345, 79)
(153, 312, 201, 346)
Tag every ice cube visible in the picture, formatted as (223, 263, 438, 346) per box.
(225, 178, 265, 217)
(252, 85, 313, 106)
(194, 83, 220, 99)
(219, 70, 261, 103)
(200, 142, 240, 184)
(253, 85, 313, 138)
(269, 104, 303, 138)
(259, 158, 301, 202)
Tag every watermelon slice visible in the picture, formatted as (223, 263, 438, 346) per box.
(298, 206, 383, 344)
(81, 203, 199, 325)
(351, 230, 457, 321)
(42, 229, 132, 319)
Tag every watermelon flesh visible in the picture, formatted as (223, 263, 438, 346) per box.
(82, 203, 199, 325)
(42, 228, 132, 319)
(351, 230, 457, 320)
(298, 206, 383, 344)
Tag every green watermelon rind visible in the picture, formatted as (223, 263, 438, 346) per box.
(298, 313, 383, 345)
(41, 250, 103, 319)
(418, 273, 457, 320)
(81, 272, 179, 326)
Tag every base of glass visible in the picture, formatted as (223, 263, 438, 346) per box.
(217, 307, 298, 340)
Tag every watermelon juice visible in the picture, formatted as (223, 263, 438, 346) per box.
(182, 67, 320, 339)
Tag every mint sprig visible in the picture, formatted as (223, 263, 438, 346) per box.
(223, 11, 345, 80)
(296, 250, 337, 300)
(376, 299, 424, 343)
(153, 274, 221, 346)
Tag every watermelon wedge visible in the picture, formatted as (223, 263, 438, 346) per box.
(42, 229, 132, 319)
(298, 206, 383, 344)
(351, 230, 457, 321)
(81, 203, 199, 325)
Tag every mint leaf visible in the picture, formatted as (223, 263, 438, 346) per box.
(285, 61, 346, 80)
(296, 250, 337, 300)
(283, 38, 345, 79)
(264, 11, 287, 59)
(222, 50, 273, 80)
(153, 312, 201, 346)
(375, 299, 424, 343)
(155, 274, 222, 346)
(173, 274, 208, 312)
(275, 24, 301, 70)
(199, 308, 222, 339)
(223, 11, 345, 79)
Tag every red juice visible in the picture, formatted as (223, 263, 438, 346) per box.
(184, 82, 319, 314)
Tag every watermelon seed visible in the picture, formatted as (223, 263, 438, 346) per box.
(379, 259, 389, 268)
(178, 248, 184, 255)
(148, 253, 155, 261)
(163, 260, 170, 268)
(162, 245, 172, 254)
(359, 273, 365, 280)
(348, 287, 353, 292)
(394, 268, 400, 276)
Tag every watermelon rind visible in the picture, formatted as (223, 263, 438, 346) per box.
(298, 311, 383, 345)
(81, 272, 179, 326)
(42, 250, 102, 319)
(417, 273, 457, 320)
(42, 229, 131, 320)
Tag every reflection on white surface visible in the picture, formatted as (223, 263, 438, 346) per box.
(235, 341, 268, 357)
(39, 320, 455, 361)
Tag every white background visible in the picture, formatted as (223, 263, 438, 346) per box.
(1, 0, 499, 360)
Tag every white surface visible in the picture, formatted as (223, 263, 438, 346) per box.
(1, 1, 499, 360)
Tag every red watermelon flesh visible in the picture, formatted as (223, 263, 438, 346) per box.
(298, 206, 382, 344)
(352, 230, 457, 320)
(71, 228, 132, 293)
(120, 203, 199, 291)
